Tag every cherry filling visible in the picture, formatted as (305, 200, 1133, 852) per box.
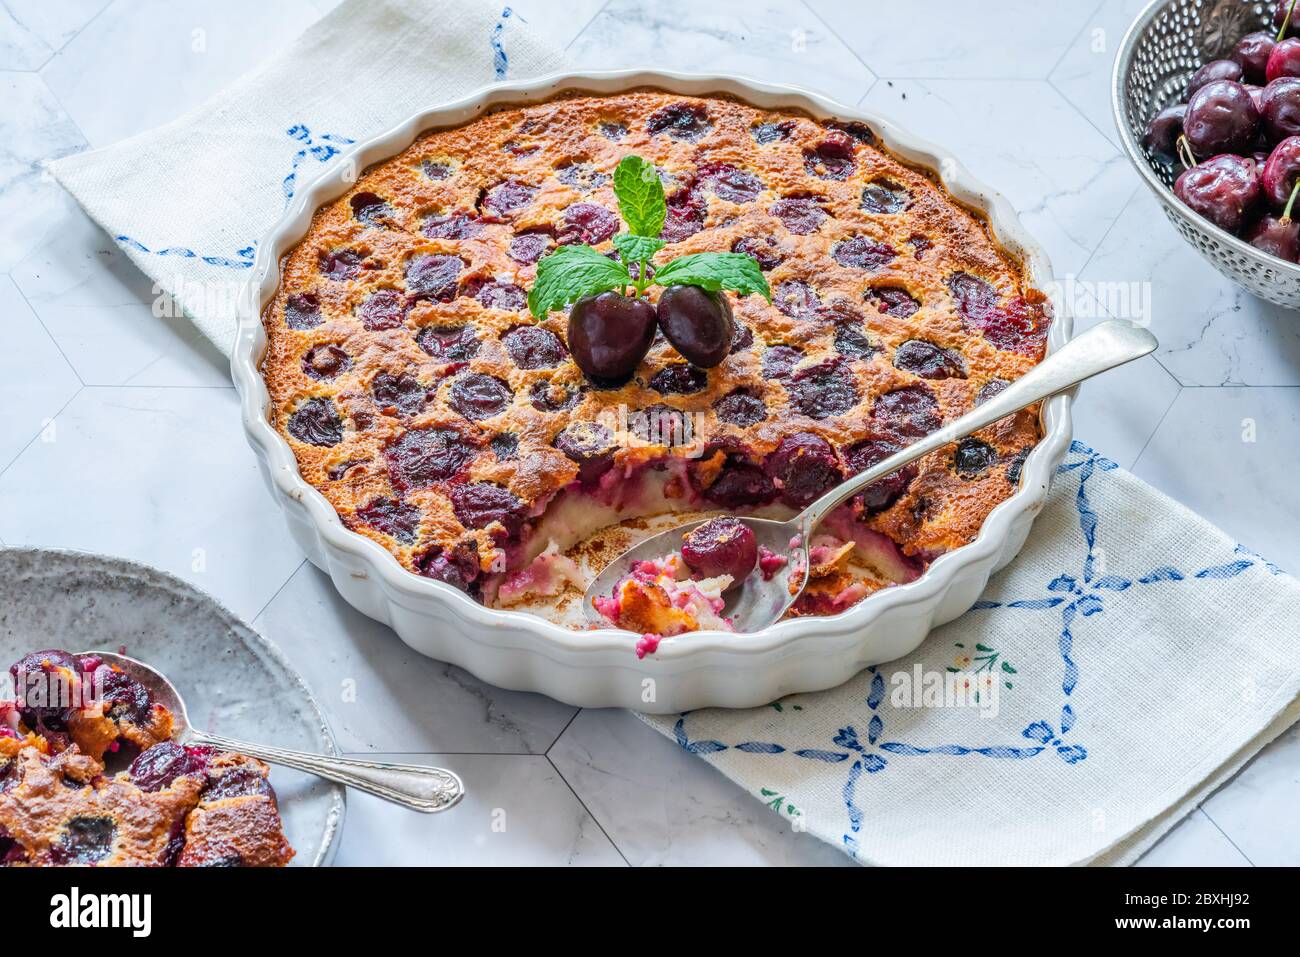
(128, 742, 208, 792)
(414, 542, 480, 592)
(9, 651, 79, 727)
(350, 192, 394, 227)
(423, 212, 485, 240)
(463, 279, 526, 311)
(954, 438, 998, 477)
(554, 422, 616, 488)
(50, 816, 115, 865)
(681, 517, 758, 582)
(825, 120, 875, 144)
(844, 437, 918, 513)
(698, 161, 763, 203)
(447, 373, 513, 421)
(865, 285, 921, 318)
(893, 339, 967, 379)
(450, 482, 527, 538)
(786, 358, 860, 419)
(649, 364, 708, 395)
(751, 120, 796, 143)
(761, 344, 803, 381)
(385, 427, 476, 491)
(661, 186, 707, 242)
(405, 254, 463, 302)
(770, 196, 827, 234)
(416, 324, 480, 364)
(371, 372, 428, 416)
(647, 102, 712, 141)
(97, 669, 153, 726)
(502, 325, 568, 369)
(834, 322, 879, 360)
(284, 293, 322, 330)
(302, 345, 350, 380)
(832, 236, 897, 270)
(482, 180, 538, 218)
(765, 433, 843, 508)
(356, 289, 409, 330)
(530, 380, 583, 412)
(356, 496, 422, 543)
(861, 181, 910, 214)
(558, 203, 620, 245)
(773, 279, 823, 320)
(803, 134, 857, 180)
(714, 388, 768, 426)
(873, 384, 941, 439)
(731, 235, 783, 270)
(507, 228, 555, 264)
(701, 454, 776, 509)
(319, 248, 366, 281)
(948, 273, 1048, 356)
(287, 398, 343, 447)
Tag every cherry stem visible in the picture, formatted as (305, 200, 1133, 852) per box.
(1176, 134, 1198, 171)
(1283, 178, 1300, 223)
(1280, 0, 1298, 41)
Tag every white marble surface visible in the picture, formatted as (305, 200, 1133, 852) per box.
(0, 0, 1296, 866)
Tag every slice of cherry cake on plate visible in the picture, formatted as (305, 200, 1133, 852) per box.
(0, 650, 293, 866)
(260, 89, 1050, 634)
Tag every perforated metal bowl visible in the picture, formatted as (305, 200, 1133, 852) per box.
(1114, 0, 1300, 307)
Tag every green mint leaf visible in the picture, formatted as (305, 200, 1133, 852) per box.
(613, 155, 666, 238)
(528, 245, 631, 318)
(652, 252, 772, 301)
(612, 233, 666, 265)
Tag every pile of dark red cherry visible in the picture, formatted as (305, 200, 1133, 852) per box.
(1145, 1, 1300, 260)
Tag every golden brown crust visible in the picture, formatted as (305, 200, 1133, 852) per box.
(260, 90, 1047, 603)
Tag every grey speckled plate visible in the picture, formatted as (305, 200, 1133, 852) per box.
(0, 547, 344, 867)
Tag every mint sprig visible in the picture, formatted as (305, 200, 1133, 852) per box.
(527, 153, 773, 320)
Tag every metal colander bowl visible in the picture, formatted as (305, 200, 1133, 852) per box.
(1114, 0, 1300, 307)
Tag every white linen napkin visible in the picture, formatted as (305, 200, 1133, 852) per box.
(45, 0, 1300, 866)
(47, 0, 569, 356)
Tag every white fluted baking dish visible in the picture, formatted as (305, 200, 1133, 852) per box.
(230, 70, 1073, 713)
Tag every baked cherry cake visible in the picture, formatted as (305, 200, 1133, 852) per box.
(260, 89, 1049, 634)
(0, 650, 294, 866)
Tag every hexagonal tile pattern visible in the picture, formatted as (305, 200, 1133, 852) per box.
(0, 385, 306, 621)
(571, 0, 875, 103)
(807, 0, 1104, 80)
(254, 563, 579, 755)
(860, 78, 1137, 277)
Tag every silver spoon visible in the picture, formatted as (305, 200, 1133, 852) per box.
(86, 651, 464, 813)
(585, 319, 1158, 634)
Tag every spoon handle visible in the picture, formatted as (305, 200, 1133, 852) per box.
(191, 730, 464, 813)
(799, 319, 1158, 530)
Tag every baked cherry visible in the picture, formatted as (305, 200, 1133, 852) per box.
(557, 162, 610, 192)
(482, 180, 537, 217)
(628, 404, 689, 448)
(447, 373, 513, 420)
(203, 767, 273, 802)
(302, 344, 350, 380)
(1235, 31, 1278, 85)
(865, 285, 921, 318)
(751, 120, 796, 143)
(844, 437, 917, 512)
(503, 325, 567, 369)
(450, 482, 527, 537)
(826, 119, 875, 144)
(949, 272, 998, 322)
(681, 517, 758, 585)
(786, 357, 860, 419)
(656, 285, 735, 368)
(416, 324, 480, 363)
(129, 742, 202, 792)
(873, 384, 941, 438)
(765, 432, 843, 508)
(405, 254, 463, 301)
(730, 322, 754, 353)
(714, 388, 767, 426)
(285, 293, 322, 330)
(413, 543, 479, 592)
(491, 432, 519, 459)
(1269, 37, 1300, 83)
(423, 212, 484, 240)
(357, 289, 409, 330)
(51, 817, 115, 866)
(350, 192, 393, 227)
(698, 162, 763, 203)
(649, 363, 708, 395)
(1261, 76, 1300, 140)
(976, 379, 1009, 404)
(702, 454, 776, 508)
(773, 279, 823, 320)
(472, 280, 527, 311)
(568, 291, 657, 382)
(761, 344, 803, 381)
(803, 134, 856, 180)
(1143, 104, 1187, 161)
(893, 339, 968, 379)
(529, 380, 583, 412)
(422, 160, 453, 180)
(731, 235, 783, 270)
(554, 422, 616, 487)
(832, 236, 897, 270)
(1174, 153, 1261, 232)
(860, 181, 910, 214)
(598, 121, 628, 141)
(371, 371, 427, 416)
(355, 496, 422, 542)
(558, 203, 619, 245)
(1184, 79, 1260, 155)
(98, 669, 152, 726)
(954, 438, 998, 477)
(646, 102, 712, 141)
(319, 249, 365, 281)
(1189, 59, 1244, 95)
(9, 650, 78, 724)
(287, 397, 343, 447)
(770, 196, 827, 234)
(661, 186, 707, 242)
(507, 229, 554, 264)
(385, 427, 475, 490)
